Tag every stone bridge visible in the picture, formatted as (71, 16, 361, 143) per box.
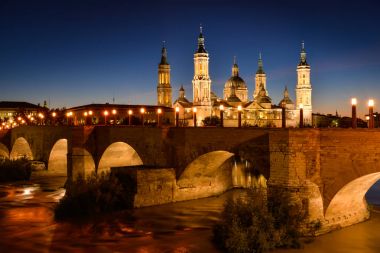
(0, 126, 379, 233)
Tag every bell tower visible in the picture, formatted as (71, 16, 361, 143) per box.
(192, 25, 212, 125)
(295, 41, 312, 125)
(192, 25, 212, 107)
(253, 53, 267, 99)
(157, 42, 172, 107)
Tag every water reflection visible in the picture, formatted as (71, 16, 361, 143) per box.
(0, 176, 379, 253)
(232, 158, 267, 189)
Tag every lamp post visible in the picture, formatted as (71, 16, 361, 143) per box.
(112, 109, 117, 125)
(128, 109, 132, 126)
(219, 104, 224, 127)
(175, 106, 179, 127)
(368, 99, 374, 129)
(140, 108, 145, 126)
(237, 105, 242, 128)
(83, 111, 88, 125)
(299, 104, 304, 128)
(281, 104, 286, 128)
(193, 107, 197, 127)
(351, 98, 357, 129)
(52, 112, 56, 126)
(157, 108, 162, 127)
(88, 110, 93, 125)
(66, 111, 72, 126)
(103, 110, 109, 125)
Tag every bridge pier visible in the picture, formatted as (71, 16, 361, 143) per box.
(268, 129, 325, 234)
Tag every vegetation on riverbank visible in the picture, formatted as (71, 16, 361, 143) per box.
(54, 172, 136, 220)
(0, 158, 32, 182)
(213, 189, 307, 253)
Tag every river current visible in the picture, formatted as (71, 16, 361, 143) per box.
(0, 174, 379, 253)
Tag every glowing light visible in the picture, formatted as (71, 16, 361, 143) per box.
(112, 109, 117, 115)
(219, 104, 224, 111)
(88, 110, 93, 116)
(83, 112, 88, 116)
(351, 98, 357, 106)
(52, 112, 56, 117)
(140, 108, 145, 114)
(23, 188, 32, 195)
(237, 105, 242, 111)
(175, 106, 180, 113)
(366, 116, 370, 120)
(299, 103, 304, 109)
(103, 110, 109, 116)
(128, 109, 133, 115)
(17, 117, 22, 121)
(193, 107, 197, 113)
(368, 99, 374, 107)
(157, 108, 162, 114)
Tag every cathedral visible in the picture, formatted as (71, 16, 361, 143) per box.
(157, 26, 312, 127)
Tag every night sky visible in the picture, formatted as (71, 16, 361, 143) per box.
(0, 0, 379, 117)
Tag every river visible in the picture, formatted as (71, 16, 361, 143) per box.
(0, 174, 379, 253)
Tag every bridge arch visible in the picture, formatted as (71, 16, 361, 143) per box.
(97, 141, 143, 174)
(48, 139, 67, 175)
(325, 172, 380, 226)
(0, 143, 9, 159)
(10, 137, 33, 160)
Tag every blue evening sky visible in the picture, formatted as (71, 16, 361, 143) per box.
(0, 0, 379, 117)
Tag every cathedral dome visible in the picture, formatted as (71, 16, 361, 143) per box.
(224, 76, 247, 89)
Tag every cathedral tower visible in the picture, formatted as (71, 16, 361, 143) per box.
(253, 53, 267, 99)
(192, 26, 212, 107)
(157, 42, 172, 107)
(295, 41, 312, 125)
(192, 25, 212, 125)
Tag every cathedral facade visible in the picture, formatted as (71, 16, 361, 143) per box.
(159, 27, 312, 127)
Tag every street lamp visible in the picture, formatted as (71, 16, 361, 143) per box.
(157, 108, 162, 127)
(128, 109, 133, 126)
(88, 110, 93, 125)
(281, 103, 286, 128)
(299, 103, 304, 128)
(237, 105, 242, 128)
(351, 98, 357, 129)
(368, 99, 374, 129)
(140, 108, 145, 126)
(175, 106, 180, 127)
(112, 109, 117, 125)
(103, 110, 109, 125)
(83, 111, 89, 125)
(193, 107, 197, 127)
(219, 104, 224, 127)
(66, 111, 73, 126)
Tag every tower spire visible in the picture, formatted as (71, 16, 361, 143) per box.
(160, 41, 168, 65)
(256, 52, 265, 74)
(232, 56, 239, 76)
(196, 24, 207, 53)
(299, 40, 308, 66)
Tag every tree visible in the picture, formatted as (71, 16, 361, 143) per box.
(202, 116, 221, 126)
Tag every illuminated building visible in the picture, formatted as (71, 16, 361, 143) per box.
(168, 26, 313, 127)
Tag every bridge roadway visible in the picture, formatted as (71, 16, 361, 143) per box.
(0, 126, 380, 233)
